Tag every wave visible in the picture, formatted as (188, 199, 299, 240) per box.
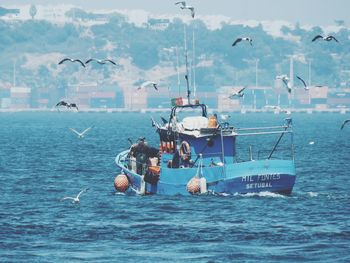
(234, 191, 286, 198)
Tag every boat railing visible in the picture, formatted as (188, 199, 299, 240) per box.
(233, 119, 294, 162)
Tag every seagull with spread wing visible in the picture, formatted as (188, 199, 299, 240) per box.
(85, 58, 117, 65)
(58, 58, 85, 67)
(276, 75, 292, 93)
(232, 37, 253, 47)
(312, 35, 339, 42)
(69, 126, 94, 138)
(175, 1, 195, 18)
(55, 100, 69, 108)
(229, 87, 246, 99)
(61, 188, 89, 203)
(296, 75, 309, 91)
(69, 103, 79, 111)
(138, 81, 158, 91)
(341, 120, 350, 130)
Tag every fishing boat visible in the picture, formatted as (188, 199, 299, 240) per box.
(114, 99, 296, 195)
(114, 18, 296, 196)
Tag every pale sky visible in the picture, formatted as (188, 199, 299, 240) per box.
(1, 0, 349, 26)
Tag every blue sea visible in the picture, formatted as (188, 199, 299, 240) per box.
(0, 112, 349, 262)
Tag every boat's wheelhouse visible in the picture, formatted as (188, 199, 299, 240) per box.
(158, 103, 237, 167)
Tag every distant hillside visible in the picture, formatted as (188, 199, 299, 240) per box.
(0, 6, 349, 93)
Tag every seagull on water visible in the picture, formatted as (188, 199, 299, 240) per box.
(264, 105, 290, 114)
(229, 87, 246, 99)
(69, 126, 94, 138)
(85, 58, 117, 66)
(138, 81, 158, 91)
(61, 188, 89, 203)
(232, 37, 253, 47)
(312, 35, 339, 42)
(175, 1, 195, 18)
(58, 58, 85, 67)
(276, 75, 292, 93)
(296, 76, 309, 91)
(341, 120, 350, 130)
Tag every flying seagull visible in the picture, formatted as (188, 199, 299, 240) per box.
(69, 103, 79, 111)
(232, 37, 253, 47)
(175, 1, 195, 18)
(85, 58, 117, 65)
(55, 100, 69, 107)
(229, 87, 246, 99)
(184, 6, 195, 18)
(312, 35, 339, 42)
(61, 188, 89, 203)
(276, 75, 292, 93)
(175, 1, 186, 7)
(264, 105, 290, 114)
(58, 58, 85, 67)
(296, 76, 309, 90)
(69, 126, 94, 138)
(138, 81, 158, 91)
(341, 120, 350, 130)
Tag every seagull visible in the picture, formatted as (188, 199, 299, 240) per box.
(220, 114, 230, 121)
(138, 81, 158, 91)
(264, 105, 290, 114)
(175, 1, 186, 7)
(341, 120, 350, 130)
(69, 126, 94, 138)
(55, 100, 69, 107)
(296, 76, 309, 90)
(184, 6, 195, 18)
(276, 75, 292, 93)
(61, 188, 89, 203)
(312, 35, 339, 42)
(175, 1, 195, 18)
(229, 87, 246, 99)
(85, 58, 117, 65)
(58, 58, 85, 67)
(69, 103, 79, 111)
(232, 37, 253, 47)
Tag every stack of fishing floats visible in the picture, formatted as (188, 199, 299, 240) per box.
(161, 141, 174, 153)
(114, 174, 129, 192)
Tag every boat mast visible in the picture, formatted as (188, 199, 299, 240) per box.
(192, 23, 196, 98)
(184, 24, 191, 104)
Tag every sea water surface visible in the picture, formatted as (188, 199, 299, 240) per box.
(0, 112, 349, 262)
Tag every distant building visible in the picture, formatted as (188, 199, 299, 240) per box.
(147, 18, 170, 30)
(10, 87, 31, 109)
(0, 6, 19, 17)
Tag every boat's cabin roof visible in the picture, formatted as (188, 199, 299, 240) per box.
(169, 103, 207, 123)
(161, 103, 235, 138)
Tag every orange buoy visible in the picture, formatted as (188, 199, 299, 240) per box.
(114, 174, 129, 192)
(187, 177, 201, 194)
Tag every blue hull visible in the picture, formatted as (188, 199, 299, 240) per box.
(115, 151, 296, 196)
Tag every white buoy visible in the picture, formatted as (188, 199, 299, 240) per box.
(140, 176, 146, 195)
(200, 177, 207, 194)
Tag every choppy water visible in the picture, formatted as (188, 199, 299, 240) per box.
(0, 112, 349, 262)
